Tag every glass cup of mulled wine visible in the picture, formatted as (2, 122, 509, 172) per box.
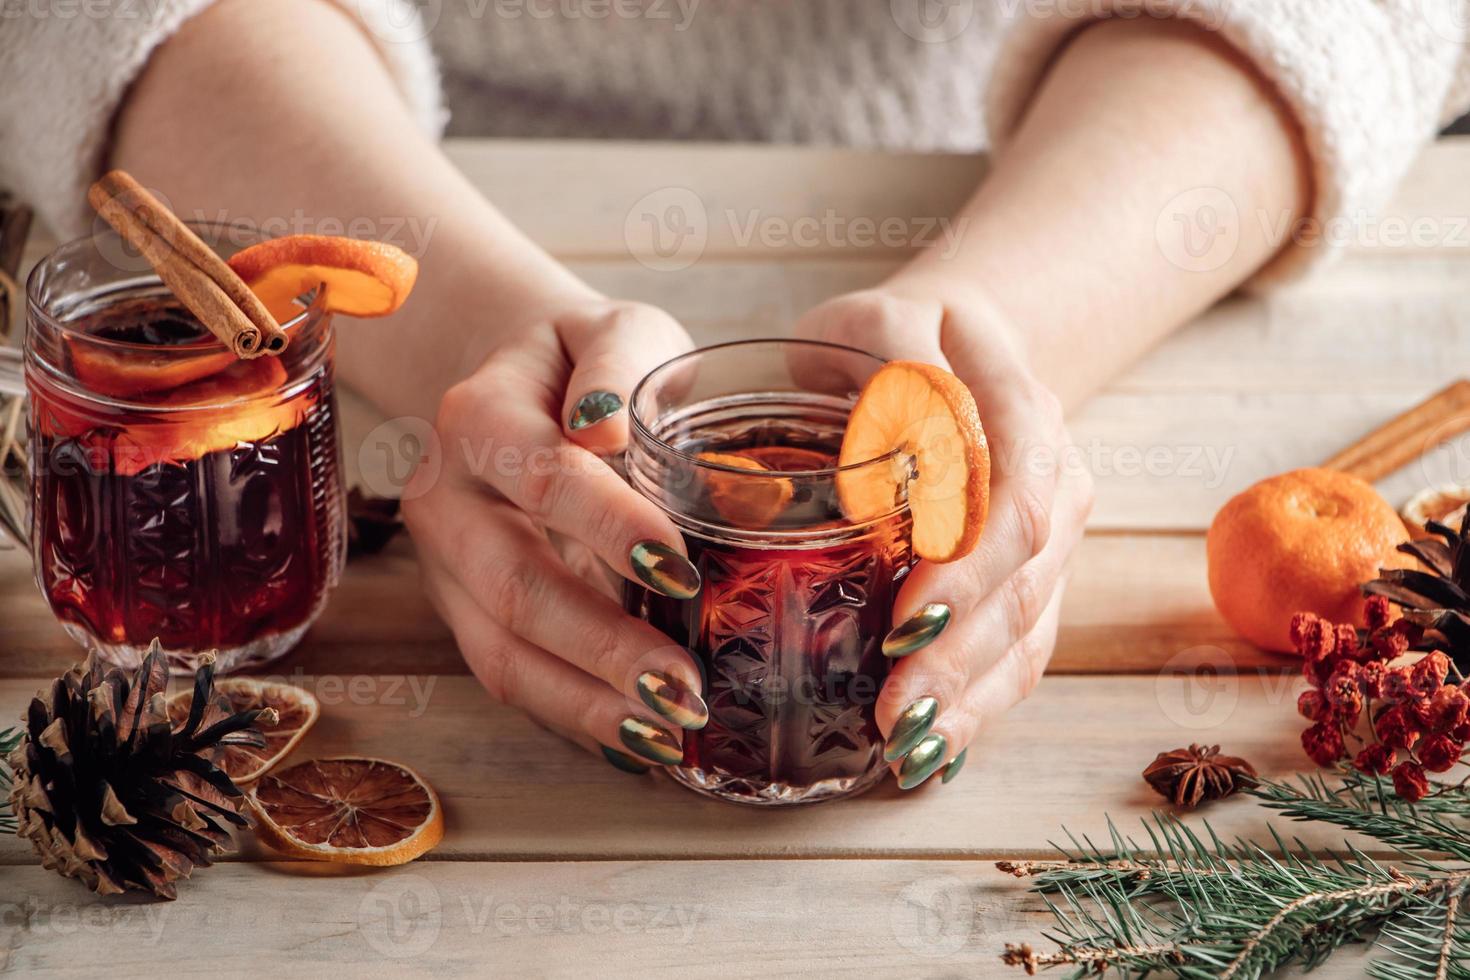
(18, 223, 346, 674)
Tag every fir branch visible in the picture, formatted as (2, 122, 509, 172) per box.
(1247, 771, 1470, 862)
(999, 795, 1470, 979)
(0, 725, 20, 834)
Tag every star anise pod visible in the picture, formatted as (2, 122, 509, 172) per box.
(1142, 744, 1256, 809)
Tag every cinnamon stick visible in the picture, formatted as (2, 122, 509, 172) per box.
(1322, 380, 1470, 482)
(87, 171, 288, 358)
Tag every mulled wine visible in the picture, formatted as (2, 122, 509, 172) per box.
(25, 227, 345, 673)
(625, 341, 913, 805)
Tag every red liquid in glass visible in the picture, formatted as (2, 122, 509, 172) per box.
(626, 420, 913, 798)
(28, 298, 342, 656)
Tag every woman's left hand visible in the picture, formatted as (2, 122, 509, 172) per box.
(793, 281, 1094, 788)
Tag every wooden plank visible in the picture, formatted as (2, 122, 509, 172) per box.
(0, 530, 1282, 679)
(0, 672, 1368, 866)
(17, 138, 1470, 267)
(446, 138, 1470, 261)
(0, 861, 1376, 978)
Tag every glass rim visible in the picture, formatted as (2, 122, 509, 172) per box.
(25, 219, 320, 354)
(628, 337, 902, 478)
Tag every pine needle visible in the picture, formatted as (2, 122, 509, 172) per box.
(999, 773, 1470, 979)
(0, 725, 20, 834)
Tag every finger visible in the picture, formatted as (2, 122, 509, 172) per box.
(876, 465, 1088, 740)
(891, 575, 1067, 790)
(890, 337, 1071, 629)
(427, 566, 687, 768)
(445, 353, 701, 600)
(793, 290, 951, 370)
(416, 485, 708, 730)
(561, 303, 693, 454)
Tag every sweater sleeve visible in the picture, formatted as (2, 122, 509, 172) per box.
(0, 0, 446, 237)
(985, 0, 1470, 286)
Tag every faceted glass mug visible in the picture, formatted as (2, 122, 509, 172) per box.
(12, 223, 346, 674)
(623, 339, 914, 805)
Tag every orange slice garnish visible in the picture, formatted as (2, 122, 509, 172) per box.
(697, 451, 795, 529)
(227, 235, 419, 324)
(70, 345, 237, 400)
(167, 678, 320, 784)
(836, 361, 989, 562)
(249, 757, 444, 866)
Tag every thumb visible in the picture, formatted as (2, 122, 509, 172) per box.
(559, 302, 694, 455)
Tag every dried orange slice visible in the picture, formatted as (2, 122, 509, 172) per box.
(227, 235, 419, 324)
(697, 451, 795, 529)
(249, 757, 443, 866)
(837, 361, 989, 562)
(168, 677, 319, 783)
(1402, 484, 1470, 537)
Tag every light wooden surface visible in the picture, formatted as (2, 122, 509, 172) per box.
(4, 138, 1470, 976)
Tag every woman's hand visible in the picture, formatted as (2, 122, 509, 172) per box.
(793, 281, 1094, 788)
(402, 298, 710, 773)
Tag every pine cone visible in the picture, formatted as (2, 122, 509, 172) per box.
(6, 640, 275, 899)
(1363, 511, 1470, 672)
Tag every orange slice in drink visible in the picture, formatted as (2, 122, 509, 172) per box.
(697, 451, 795, 529)
(249, 757, 444, 866)
(167, 678, 320, 784)
(837, 361, 989, 562)
(227, 235, 419, 324)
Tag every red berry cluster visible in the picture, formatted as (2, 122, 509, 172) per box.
(1293, 596, 1467, 802)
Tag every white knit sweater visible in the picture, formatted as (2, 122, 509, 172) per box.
(3, 0, 1468, 283)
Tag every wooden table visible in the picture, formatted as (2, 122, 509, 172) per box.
(5, 138, 1470, 976)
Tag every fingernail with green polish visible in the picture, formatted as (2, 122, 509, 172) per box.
(618, 716, 684, 766)
(941, 747, 968, 784)
(602, 745, 652, 774)
(568, 390, 624, 430)
(898, 733, 948, 790)
(884, 696, 938, 763)
(637, 670, 709, 731)
(883, 603, 952, 658)
(630, 541, 702, 600)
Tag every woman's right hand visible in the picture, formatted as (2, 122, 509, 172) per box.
(401, 298, 708, 773)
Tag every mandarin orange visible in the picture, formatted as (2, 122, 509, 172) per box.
(1207, 467, 1413, 652)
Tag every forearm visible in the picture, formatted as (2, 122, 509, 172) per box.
(892, 17, 1311, 410)
(109, 0, 593, 421)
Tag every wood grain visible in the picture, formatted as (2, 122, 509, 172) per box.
(5, 139, 1469, 979)
(0, 861, 1377, 978)
(0, 531, 1283, 678)
(0, 672, 1361, 866)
